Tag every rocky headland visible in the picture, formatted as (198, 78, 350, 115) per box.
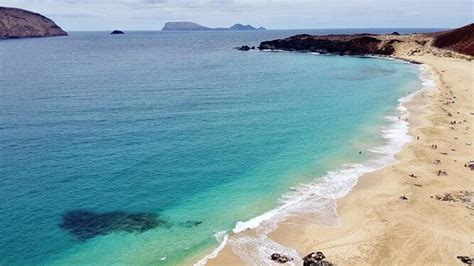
(0, 7, 67, 39)
(258, 23, 474, 58)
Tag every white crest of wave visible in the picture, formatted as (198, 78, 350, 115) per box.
(193, 231, 229, 266)
(229, 235, 303, 266)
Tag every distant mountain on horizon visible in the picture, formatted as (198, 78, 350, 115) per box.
(162, 22, 266, 31)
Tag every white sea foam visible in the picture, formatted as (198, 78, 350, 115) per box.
(193, 231, 229, 266)
(229, 235, 303, 266)
(196, 63, 436, 265)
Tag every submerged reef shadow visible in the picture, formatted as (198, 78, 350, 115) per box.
(180, 220, 203, 228)
(59, 210, 169, 241)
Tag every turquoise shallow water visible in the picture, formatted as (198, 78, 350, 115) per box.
(0, 30, 422, 265)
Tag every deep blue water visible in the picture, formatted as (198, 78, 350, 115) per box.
(0, 30, 423, 265)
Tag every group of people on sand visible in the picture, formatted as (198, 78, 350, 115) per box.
(437, 170, 448, 176)
(449, 120, 469, 131)
(398, 116, 409, 122)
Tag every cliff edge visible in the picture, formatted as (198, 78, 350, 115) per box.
(259, 24, 474, 57)
(0, 7, 67, 39)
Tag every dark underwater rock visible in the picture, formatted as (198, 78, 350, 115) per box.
(180, 220, 203, 228)
(59, 210, 167, 241)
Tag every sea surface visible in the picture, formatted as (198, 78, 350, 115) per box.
(0, 29, 431, 265)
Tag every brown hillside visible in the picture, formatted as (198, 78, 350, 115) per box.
(432, 23, 474, 56)
(0, 7, 67, 39)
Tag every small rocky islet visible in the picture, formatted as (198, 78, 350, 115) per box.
(110, 30, 125, 34)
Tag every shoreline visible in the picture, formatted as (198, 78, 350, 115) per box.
(196, 58, 430, 265)
(259, 49, 424, 65)
(202, 51, 473, 264)
(185, 51, 424, 266)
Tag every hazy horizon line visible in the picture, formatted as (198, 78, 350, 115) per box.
(64, 27, 449, 32)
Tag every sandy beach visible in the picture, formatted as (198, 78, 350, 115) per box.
(206, 37, 474, 265)
(2, 2, 473, 265)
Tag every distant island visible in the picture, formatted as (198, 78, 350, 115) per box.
(0, 7, 67, 39)
(162, 22, 266, 31)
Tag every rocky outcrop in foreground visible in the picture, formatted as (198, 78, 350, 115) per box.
(270, 251, 333, 265)
(0, 7, 67, 39)
(258, 24, 474, 57)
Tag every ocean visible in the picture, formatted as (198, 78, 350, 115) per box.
(0, 29, 432, 265)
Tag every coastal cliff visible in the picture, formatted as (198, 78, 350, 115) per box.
(259, 34, 396, 55)
(259, 24, 474, 57)
(0, 7, 67, 39)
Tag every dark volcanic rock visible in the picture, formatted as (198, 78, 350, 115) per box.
(236, 45, 251, 51)
(270, 253, 293, 263)
(259, 34, 395, 56)
(111, 30, 125, 34)
(59, 210, 167, 241)
(257, 24, 473, 57)
(303, 252, 333, 266)
(0, 7, 67, 39)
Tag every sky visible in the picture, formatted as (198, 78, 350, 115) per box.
(0, 0, 472, 31)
